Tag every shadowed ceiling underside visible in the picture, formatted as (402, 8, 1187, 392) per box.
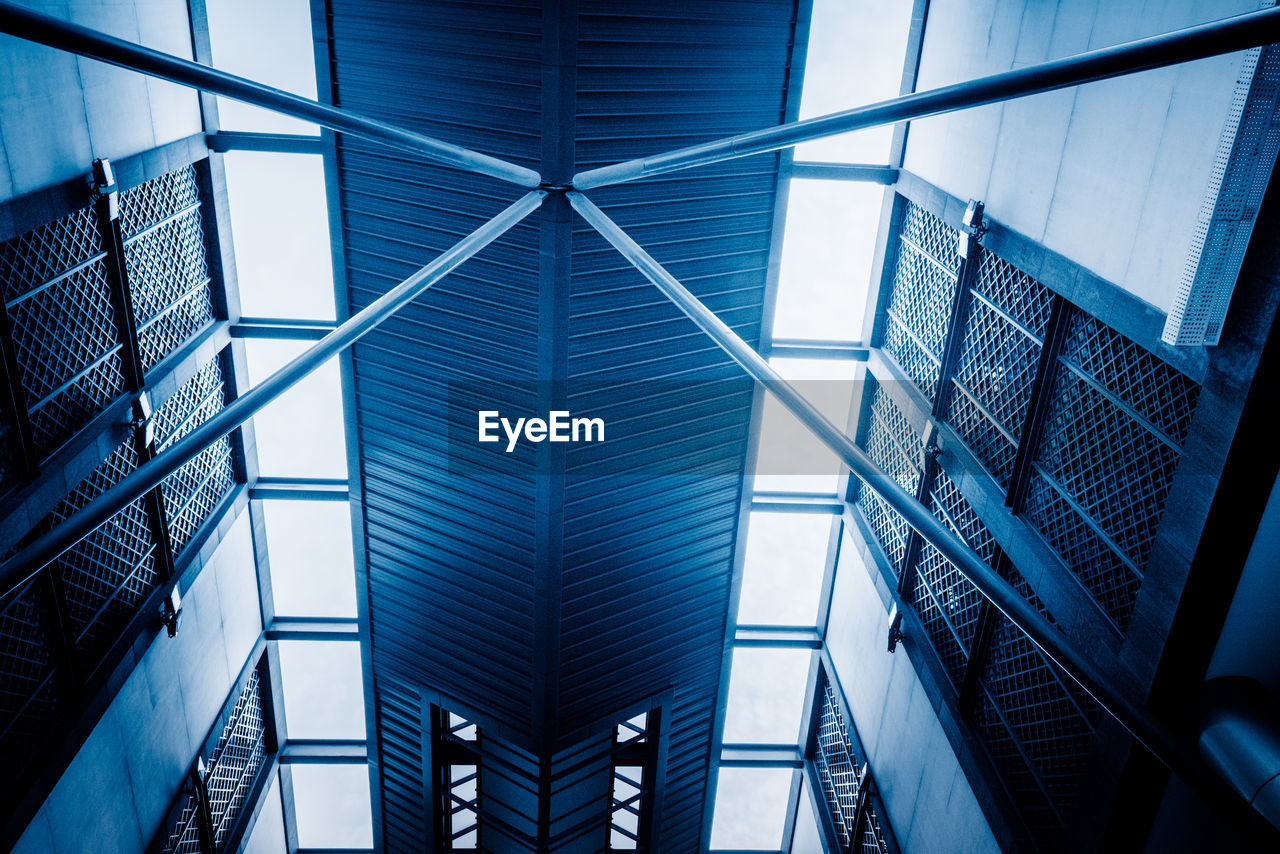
(325, 0, 798, 848)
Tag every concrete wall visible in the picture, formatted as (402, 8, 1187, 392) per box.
(0, 0, 202, 202)
(12, 512, 261, 854)
(825, 526, 1000, 854)
(903, 0, 1257, 314)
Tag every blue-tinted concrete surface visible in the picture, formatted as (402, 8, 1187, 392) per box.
(826, 529, 1000, 854)
(904, 0, 1254, 313)
(11, 512, 261, 854)
(0, 0, 202, 203)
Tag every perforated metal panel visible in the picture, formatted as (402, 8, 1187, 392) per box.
(881, 202, 959, 399)
(1164, 39, 1280, 346)
(1027, 312, 1200, 630)
(121, 166, 216, 371)
(154, 356, 235, 556)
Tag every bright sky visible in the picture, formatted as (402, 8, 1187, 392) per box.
(208, 0, 914, 847)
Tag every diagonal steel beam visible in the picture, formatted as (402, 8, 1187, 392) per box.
(573, 5, 1280, 189)
(566, 189, 1207, 792)
(0, 190, 546, 597)
(0, 1, 542, 189)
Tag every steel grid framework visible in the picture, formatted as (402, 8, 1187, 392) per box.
(3, 0, 1280, 838)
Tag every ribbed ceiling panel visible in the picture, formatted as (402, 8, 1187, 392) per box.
(326, 0, 798, 849)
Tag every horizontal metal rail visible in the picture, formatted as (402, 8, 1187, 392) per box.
(573, 6, 1280, 189)
(567, 190, 1203, 785)
(0, 190, 546, 597)
(0, 1, 542, 189)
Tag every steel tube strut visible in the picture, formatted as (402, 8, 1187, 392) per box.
(0, 191, 547, 597)
(567, 190, 1201, 782)
(0, 2, 542, 189)
(574, 6, 1280, 189)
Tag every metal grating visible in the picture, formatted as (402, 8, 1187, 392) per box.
(121, 163, 215, 373)
(4, 259, 125, 460)
(813, 671, 891, 854)
(205, 670, 267, 847)
(42, 440, 156, 671)
(946, 253, 1052, 489)
(1026, 308, 1199, 631)
(857, 387, 920, 578)
(976, 576, 1100, 848)
(909, 472, 992, 688)
(1060, 313, 1200, 446)
(119, 166, 203, 239)
(159, 668, 268, 854)
(154, 357, 235, 556)
(881, 201, 959, 399)
(0, 577, 59, 778)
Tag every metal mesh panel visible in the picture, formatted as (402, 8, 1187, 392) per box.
(973, 252, 1053, 340)
(978, 579, 1100, 847)
(154, 358, 235, 556)
(0, 207, 101, 301)
(882, 201, 959, 399)
(43, 440, 157, 669)
(813, 672, 891, 854)
(207, 670, 267, 846)
(946, 254, 1052, 489)
(119, 166, 202, 239)
(124, 201, 215, 372)
(160, 794, 203, 854)
(1060, 313, 1200, 445)
(1029, 360, 1183, 628)
(857, 388, 920, 577)
(814, 674, 864, 851)
(947, 389, 1017, 487)
(910, 472, 992, 687)
(0, 578, 59, 775)
(160, 669, 268, 854)
(1023, 471, 1142, 629)
(4, 259, 125, 459)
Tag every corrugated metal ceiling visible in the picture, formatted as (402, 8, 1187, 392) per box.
(324, 0, 799, 848)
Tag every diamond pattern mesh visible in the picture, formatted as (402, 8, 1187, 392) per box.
(1059, 313, 1200, 445)
(119, 166, 202, 240)
(161, 669, 267, 854)
(856, 387, 920, 577)
(945, 253, 1052, 489)
(42, 440, 157, 672)
(977, 576, 1100, 848)
(125, 207, 215, 372)
(1028, 313, 1192, 630)
(4, 259, 125, 460)
(0, 208, 101, 300)
(882, 201, 959, 399)
(155, 358, 235, 556)
(910, 472, 992, 687)
(0, 577, 59, 778)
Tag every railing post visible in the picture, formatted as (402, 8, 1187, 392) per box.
(1006, 296, 1071, 511)
(93, 159, 177, 582)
